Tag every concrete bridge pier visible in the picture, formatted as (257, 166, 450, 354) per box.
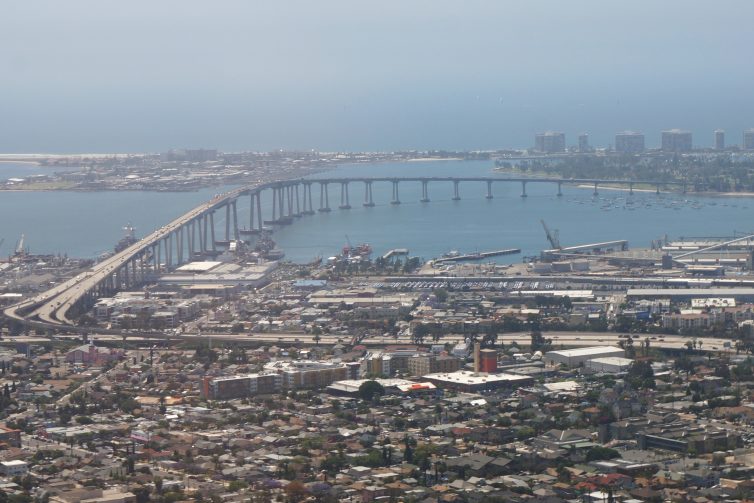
(452, 180, 461, 201)
(294, 184, 301, 216)
(420, 180, 430, 202)
(391, 180, 401, 205)
(339, 182, 351, 209)
(186, 221, 192, 261)
(231, 200, 239, 241)
(557, 182, 563, 197)
(485, 180, 493, 199)
(682, 182, 687, 194)
(196, 215, 207, 254)
(593, 182, 599, 197)
(202, 214, 210, 253)
(176, 227, 184, 264)
(155, 243, 161, 273)
(302, 183, 315, 214)
(629, 182, 634, 195)
(286, 185, 295, 217)
(225, 203, 232, 242)
(319, 182, 331, 212)
(209, 211, 217, 250)
(163, 234, 172, 270)
(363, 181, 375, 207)
(277, 186, 285, 220)
(655, 183, 661, 195)
(521, 181, 528, 198)
(256, 191, 264, 228)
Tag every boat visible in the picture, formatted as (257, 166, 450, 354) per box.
(114, 224, 137, 253)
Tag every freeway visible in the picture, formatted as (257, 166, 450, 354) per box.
(77, 330, 733, 353)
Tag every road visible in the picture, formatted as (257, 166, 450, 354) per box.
(74, 330, 734, 352)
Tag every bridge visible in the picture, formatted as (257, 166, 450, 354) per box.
(3, 175, 685, 333)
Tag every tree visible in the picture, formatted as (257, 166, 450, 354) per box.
(284, 481, 309, 503)
(530, 330, 552, 352)
(627, 361, 655, 390)
(358, 380, 385, 402)
(412, 324, 430, 345)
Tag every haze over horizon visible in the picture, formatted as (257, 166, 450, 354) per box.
(2, 0, 753, 154)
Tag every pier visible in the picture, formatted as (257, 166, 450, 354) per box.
(434, 248, 521, 263)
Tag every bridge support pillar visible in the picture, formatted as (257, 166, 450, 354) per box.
(656, 184, 660, 195)
(593, 182, 599, 197)
(629, 183, 634, 195)
(277, 186, 285, 220)
(303, 183, 315, 214)
(286, 185, 294, 217)
(231, 200, 239, 241)
(209, 211, 217, 250)
(256, 191, 264, 227)
(452, 180, 461, 201)
(557, 182, 563, 197)
(319, 182, 331, 212)
(485, 180, 493, 199)
(188, 220, 195, 258)
(521, 181, 528, 198)
(391, 180, 401, 205)
(176, 227, 183, 264)
(294, 184, 301, 216)
(420, 180, 429, 202)
(197, 216, 205, 254)
(682, 182, 687, 194)
(225, 204, 231, 242)
(363, 181, 375, 207)
(339, 182, 351, 209)
(164, 234, 172, 269)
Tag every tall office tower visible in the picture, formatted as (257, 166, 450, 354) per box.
(578, 133, 589, 152)
(661, 129, 693, 152)
(744, 129, 754, 150)
(534, 131, 566, 153)
(714, 130, 725, 150)
(614, 131, 645, 153)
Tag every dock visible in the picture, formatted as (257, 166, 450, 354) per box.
(435, 248, 521, 263)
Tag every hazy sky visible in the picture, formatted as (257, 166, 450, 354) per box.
(2, 1, 753, 153)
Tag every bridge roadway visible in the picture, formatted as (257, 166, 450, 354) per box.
(3, 175, 684, 333)
(3, 184, 257, 331)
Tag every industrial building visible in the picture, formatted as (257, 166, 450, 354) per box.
(544, 346, 625, 368)
(158, 260, 278, 289)
(627, 287, 754, 303)
(585, 357, 634, 373)
(423, 370, 533, 392)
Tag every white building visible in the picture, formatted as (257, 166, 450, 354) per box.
(544, 346, 625, 368)
(0, 460, 28, 476)
(585, 357, 634, 373)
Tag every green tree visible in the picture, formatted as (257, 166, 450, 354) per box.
(358, 380, 385, 402)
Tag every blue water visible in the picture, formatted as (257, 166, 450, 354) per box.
(1, 159, 752, 262)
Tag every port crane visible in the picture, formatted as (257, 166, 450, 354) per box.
(540, 220, 561, 249)
(15, 234, 26, 256)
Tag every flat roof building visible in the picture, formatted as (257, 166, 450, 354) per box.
(423, 370, 533, 392)
(615, 131, 645, 153)
(744, 129, 754, 150)
(544, 346, 625, 368)
(661, 129, 693, 152)
(535, 132, 566, 153)
(585, 356, 634, 373)
(715, 129, 725, 150)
